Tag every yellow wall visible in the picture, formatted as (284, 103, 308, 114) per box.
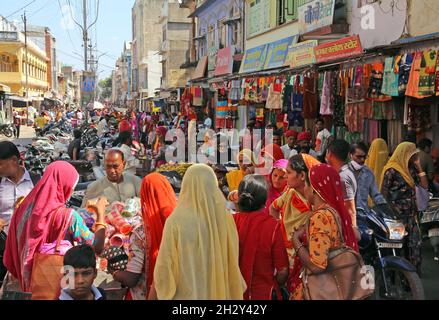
(0, 41, 48, 97)
(408, 0, 439, 37)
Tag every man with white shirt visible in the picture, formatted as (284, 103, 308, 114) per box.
(281, 130, 298, 159)
(97, 115, 110, 137)
(116, 131, 139, 175)
(0, 141, 38, 284)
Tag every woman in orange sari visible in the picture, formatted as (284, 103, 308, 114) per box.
(269, 154, 320, 298)
(291, 164, 359, 300)
(111, 173, 177, 299)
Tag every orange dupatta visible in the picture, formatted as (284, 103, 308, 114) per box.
(140, 173, 177, 295)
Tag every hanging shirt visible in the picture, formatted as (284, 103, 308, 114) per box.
(382, 57, 400, 97)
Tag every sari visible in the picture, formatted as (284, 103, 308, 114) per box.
(264, 159, 288, 215)
(153, 164, 245, 299)
(226, 149, 256, 192)
(292, 164, 359, 300)
(380, 142, 418, 190)
(140, 173, 177, 296)
(271, 154, 320, 296)
(365, 138, 389, 186)
(4, 161, 79, 292)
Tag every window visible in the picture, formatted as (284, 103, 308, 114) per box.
(218, 20, 226, 49)
(277, 0, 298, 26)
(208, 25, 215, 49)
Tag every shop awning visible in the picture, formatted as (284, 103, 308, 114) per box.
(0, 83, 11, 93)
(192, 56, 208, 80)
(7, 95, 30, 102)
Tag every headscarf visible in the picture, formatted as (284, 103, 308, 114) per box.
(302, 153, 321, 170)
(155, 126, 168, 138)
(226, 149, 256, 192)
(261, 144, 284, 163)
(153, 164, 245, 299)
(265, 159, 288, 215)
(309, 164, 359, 251)
(140, 173, 177, 295)
(297, 131, 312, 142)
(285, 130, 298, 139)
(379, 142, 418, 189)
(365, 138, 389, 184)
(4, 161, 79, 292)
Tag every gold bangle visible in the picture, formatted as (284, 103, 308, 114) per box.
(418, 172, 427, 177)
(94, 222, 108, 229)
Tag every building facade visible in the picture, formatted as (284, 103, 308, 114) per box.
(132, 0, 164, 109)
(0, 17, 49, 102)
(159, 0, 192, 91)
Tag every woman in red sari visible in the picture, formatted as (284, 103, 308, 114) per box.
(234, 175, 289, 300)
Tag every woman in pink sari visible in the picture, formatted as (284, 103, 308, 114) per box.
(3, 161, 107, 294)
(264, 159, 288, 215)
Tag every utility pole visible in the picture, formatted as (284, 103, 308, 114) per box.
(22, 11, 29, 124)
(83, 0, 88, 71)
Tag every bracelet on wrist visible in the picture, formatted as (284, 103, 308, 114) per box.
(418, 172, 427, 177)
(94, 222, 108, 229)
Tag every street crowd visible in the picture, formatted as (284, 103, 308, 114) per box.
(0, 107, 438, 300)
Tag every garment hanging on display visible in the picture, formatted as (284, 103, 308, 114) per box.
(229, 80, 242, 101)
(303, 71, 318, 119)
(406, 52, 428, 99)
(398, 53, 414, 96)
(367, 62, 392, 102)
(418, 49, 437, 96)
(407, 100, 432, 133)
(387, 120, 403, 152)
(320, 71, 334, 115)
(382, 57, 400, 97)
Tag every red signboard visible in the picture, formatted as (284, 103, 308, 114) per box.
(215, 46, 234, 76)
(314, 35, 363, 63)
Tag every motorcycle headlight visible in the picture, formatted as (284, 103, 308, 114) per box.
(384, 219, 406, 241)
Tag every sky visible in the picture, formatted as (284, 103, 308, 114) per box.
(1, 0, 135, 79)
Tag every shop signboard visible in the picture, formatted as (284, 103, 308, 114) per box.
(240, 44, 268, 73)
(314, 35, 363, 63)
(285, 40, 318, 68)
(263, 36, 298, 70)
(215, 46, 235, 76)
(298, 0, 336, 34)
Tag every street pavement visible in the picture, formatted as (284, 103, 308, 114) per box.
(421, 241, 439, 299)
(0, 125, 35, 146)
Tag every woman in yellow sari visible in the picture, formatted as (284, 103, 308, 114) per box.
(365, 138, 389, 185)
(269, 154, 320, 298)
(226, 149, 256, 201)
(151, 164, 245, 300)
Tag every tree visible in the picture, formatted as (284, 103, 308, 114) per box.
(98, 77, 112, 100)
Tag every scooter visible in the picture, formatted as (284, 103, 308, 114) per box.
(420, 198, 439, 261)
(358, 204, 425, 300)
(0, 123, 14, 138)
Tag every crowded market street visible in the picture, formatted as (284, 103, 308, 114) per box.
(1, 0, 439, 305)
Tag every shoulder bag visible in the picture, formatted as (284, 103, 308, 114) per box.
(302, 208, 374, 300)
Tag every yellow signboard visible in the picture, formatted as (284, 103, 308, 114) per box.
(284, 40, 318, 68)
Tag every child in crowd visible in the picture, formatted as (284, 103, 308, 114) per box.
(59, 244, 106, 300)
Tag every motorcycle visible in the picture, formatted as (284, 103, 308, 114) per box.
(420, 198, 439, 261)
(358, 204, 425, 300)
(0, 123, 14, 138)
